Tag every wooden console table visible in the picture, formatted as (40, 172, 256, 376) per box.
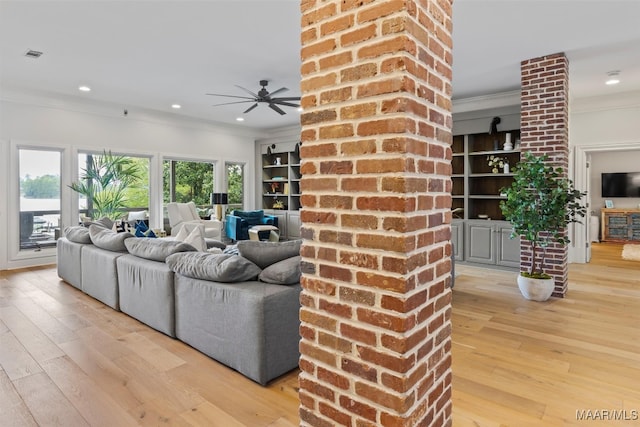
(601, 208, 640, 242)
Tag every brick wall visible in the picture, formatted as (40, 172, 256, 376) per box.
(298, 1, 453, 426)
(520, 53, 569, 297)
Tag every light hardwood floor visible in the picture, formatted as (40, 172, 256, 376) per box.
(1, 243, 638, 426)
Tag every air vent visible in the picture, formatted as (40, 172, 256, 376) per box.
(24, 49, 43, 59)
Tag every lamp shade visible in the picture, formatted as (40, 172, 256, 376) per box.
(212, 193, 228, 204)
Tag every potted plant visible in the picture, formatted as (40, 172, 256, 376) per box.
(70, 150, 143, 220)
(500, 152, 587, 301)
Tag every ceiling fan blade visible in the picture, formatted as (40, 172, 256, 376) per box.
(267, 87, 288, 97)
(269, 103, 286, 115)
(234, 85, 259, 98)
(272, 101, 300, 108)
(272, 96, 301, 101)
(243, 103, 259, 114)
(206, 93, 255, 100)
(211, 100, 255, 107)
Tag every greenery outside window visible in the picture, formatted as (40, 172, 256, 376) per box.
(225, 162, 244, 212)
(19, 148, 62, 250)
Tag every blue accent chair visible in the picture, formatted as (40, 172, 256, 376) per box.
(225, 210, 278, 241)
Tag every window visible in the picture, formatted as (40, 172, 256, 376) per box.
(163, 159, 215, 206)
(19, 148, 61, 250)
(75, 151, 150, 220)
(226, 162, 245, 211)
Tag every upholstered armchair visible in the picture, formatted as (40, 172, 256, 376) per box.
(166, 202, 222, 239)
(225, 210, 278, 241)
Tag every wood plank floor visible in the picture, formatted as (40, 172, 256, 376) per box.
(0, 242, 638, 426)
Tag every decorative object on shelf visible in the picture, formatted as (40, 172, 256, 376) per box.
(270, 182, 280, 194)
(275, 157, 281, 166)
(503, 162, 510, 174)
(487, 155, 508, 174)
(500, 152, 587, 301)
(211, 192, 228, 221)
(514, 138, 521, 150)
(605, 199, 614, 208)
(272, 199, 285, 209)
(489, 116, 501, 150)
(503, 133, 513, 151)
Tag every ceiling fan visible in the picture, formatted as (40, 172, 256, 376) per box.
(207, 80, 300, 115)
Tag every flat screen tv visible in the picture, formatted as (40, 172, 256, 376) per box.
(601, 172, 640, 197)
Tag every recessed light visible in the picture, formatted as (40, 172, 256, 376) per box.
(236, 117, 244, 122)
(171, 104, 181, 109)
(605, 70, 620, 85)
(78, 85, 91, 92)
(297, 107, 303, 112)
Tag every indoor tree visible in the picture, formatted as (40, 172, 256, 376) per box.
(500, 151, 587, 278)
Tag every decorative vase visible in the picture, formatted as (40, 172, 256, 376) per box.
(503, 163, 510, 173)
(503, 133, 513, 151)
(517, 274, 554, 301)
(275, 157, 281, 166)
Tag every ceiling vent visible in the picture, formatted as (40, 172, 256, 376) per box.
(24, 49, 43, 59)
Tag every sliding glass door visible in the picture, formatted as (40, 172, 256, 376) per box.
(18, 148, 62, 251)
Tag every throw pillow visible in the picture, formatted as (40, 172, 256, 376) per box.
(134, 221, 156, 238)
(166, 252, 261, 283)
(88, 224, 134, 252)
(183, 227, 206, 252)
(63, 226, 92, 244)
(237, 239, 302, 269)
(259, 255, 301, 285)
(174, 225, 190, 242)
(124, 238, 196, 262)
(93, 217, 114, 229)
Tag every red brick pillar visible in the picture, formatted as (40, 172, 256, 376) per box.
(520, 53, 570, 297)
(298, 1, 453, 426)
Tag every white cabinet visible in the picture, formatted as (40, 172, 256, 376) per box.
(263, 209, 300, 241)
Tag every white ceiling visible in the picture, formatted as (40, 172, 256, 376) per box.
(2, 0, 639, 131)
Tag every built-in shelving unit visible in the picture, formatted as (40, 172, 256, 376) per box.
(258, 141, 302, 240)
(452, 128, 522, 268)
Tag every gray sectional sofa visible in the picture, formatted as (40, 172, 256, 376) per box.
(57, 225, 302, 385)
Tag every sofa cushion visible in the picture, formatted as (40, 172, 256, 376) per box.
(89, 224, 134, 252)
(64, 225, 92, 244)
(237, 239, 301, 269)
(259, 255, 301, 285)
(124, 238, 196, 262)
(166, 252, 261, 283)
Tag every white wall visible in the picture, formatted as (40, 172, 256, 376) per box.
(569, 90, 640, 262)
(0, 96, 260, 269)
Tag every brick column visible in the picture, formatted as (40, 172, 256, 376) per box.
(299, 1, 453, 426)
(520, 53, 570, 297)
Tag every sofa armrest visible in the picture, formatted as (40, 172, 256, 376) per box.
(199, 219, 223, 231)
(226, 215, 249, 240)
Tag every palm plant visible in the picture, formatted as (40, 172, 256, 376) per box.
(500, 152, 587, 278)
(70, 150, 142, 220)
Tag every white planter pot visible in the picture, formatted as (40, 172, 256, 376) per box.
(517, 274, 555, 301)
